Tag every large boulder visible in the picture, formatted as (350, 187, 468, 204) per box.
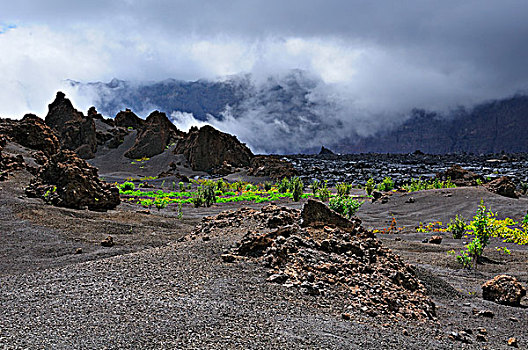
(436, 165, 483, 186)
(45, 92, 97, 159)
(25, 149, 120, 211)
(174, 125, 253, 172)
(300, 199, 360, 233)
(248, 155, 298, 179)
(125, 111, 183, 159)
(485, 176, 518, 198)
(482, 275, 526, 306)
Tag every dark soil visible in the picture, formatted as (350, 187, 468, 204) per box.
(1, 168, 527, 349)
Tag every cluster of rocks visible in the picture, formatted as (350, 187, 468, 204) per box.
(25, 150, 120, 211)
(285, 152, 528, 188)
(435, 164, 483, 186)
(193, 200, 436, 320)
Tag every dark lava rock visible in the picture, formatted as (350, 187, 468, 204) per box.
(429, 235, 443, 244)
(174, 125, 253, 173)
(248, 155, 298, 179)
(482, 274, 526, 306)
(485, 176, 519, 198)
(25, 149, 120, 211)
(100, 236, 115, 247)
(319, 146, 335, 155)
(436, 165, 483, 186)
(0, 114, 60, 157)
(125, 111, 183, 159)
(301, 199, 359, 233)
(114, 109, 144, 130)
(45, 92, 97, 159)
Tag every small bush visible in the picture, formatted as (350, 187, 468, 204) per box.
(291, 177, 304, 202)
(310, 180, 321, 195)
(316, 181, 331, 202)
(278, 177, 291, 193)
(121, 182, 135, 191)
(329, 197, 363, 218)
(365, 178, 375, 195)
(448, 214, 467, 239)
(376, 177, 394, 192)
(336, 182, 352, 197)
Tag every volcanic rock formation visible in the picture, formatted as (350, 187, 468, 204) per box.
(26, 149, 120, 211)
(192, 200, 436, 320)
(485, 176, 519, 198)
(125, 111, 183, 159)
(482, 275, 526, 306)
(45, 92, 97, 159)
(174, 125, 253, 172)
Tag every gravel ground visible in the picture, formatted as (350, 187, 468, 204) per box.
(1, 172, 527, 349)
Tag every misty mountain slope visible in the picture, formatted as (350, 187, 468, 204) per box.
(348, 96, 528, 154)
(71, 74, 528, 154)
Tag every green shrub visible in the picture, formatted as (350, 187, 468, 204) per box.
(263, 181, 273, 191)
(329, 197, 363, 218)
(121, 182, 135, 191)
(336, 182, 352, 197)
(291, 176, 304, 202)
(310, 180, 321, 195)
(448, 214, 467, 239)
(154, 197, 169, 211)
(365, 178, 375, 195)
(317, 181, 331, 202)
(376, 177, 394, 192)
(278, 177, 291, 193)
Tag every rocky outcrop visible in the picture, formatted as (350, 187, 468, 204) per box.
(114, 109, 144, 130)
(174, 125, 253, 172)
(0, 114, 60, 158)
(436, 165, 483, 186)
(25, 149, 120, 211)
(125, 111, 183, 159)
(45, 92, 97, 159)
(319, 146, 335, 155)
(192, 202, 436, 320)
(247, 155, 298, 179)
(485, 176, 518, 198)
(482, 275, 526, 306)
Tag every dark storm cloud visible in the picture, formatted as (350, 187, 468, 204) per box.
(1, 0, 528, 151)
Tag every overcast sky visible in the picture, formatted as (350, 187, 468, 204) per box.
(1, 0, 528, 119)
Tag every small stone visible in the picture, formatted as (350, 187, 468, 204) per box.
(402, 329, 409, 336)
(508, 337, 519, 348)
(75, 248, 83, 254)
(475, 309, 494, 318)
(221, 253, 236, 263)
(100, 236, 114, 247)
(422, 238, 429, 243)
(509, 317, 519, 322)
(341, 313, 351, 320)
(395, 237, 402, 241)
(405, 197, 415, 203)
(476, 334, 487, 342)
(267, 273, 288, 284)
(429, 235, 443, 244)
(477, 327, 487, 335)
(202, 235, 210, 241)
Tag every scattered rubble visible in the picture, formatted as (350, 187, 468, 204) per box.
(436, 165, 483, 186)
(192, 199, 436, 320)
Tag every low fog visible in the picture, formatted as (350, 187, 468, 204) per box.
(1, 1, 528, 152)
